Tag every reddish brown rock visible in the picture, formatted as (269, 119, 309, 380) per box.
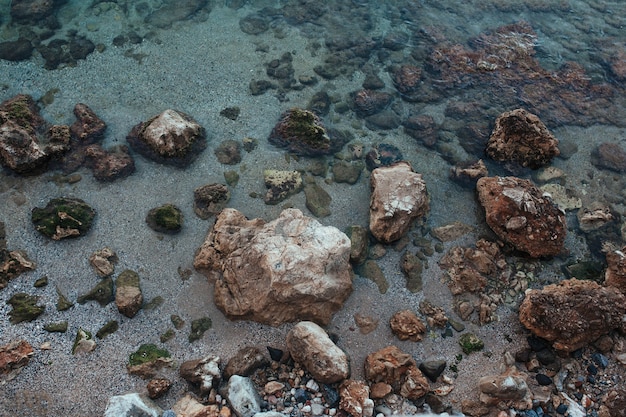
(193, 183, 231, 220)
(126, 109, 206, 167)
(0, 339, 34, 384)
(450, 159, 488, 186)
(339, 380, 374, 417)
(392, 65, 422, 100)
(486, 109, 560, 169)
(147, 377, 172, 399)
(1, 249, 36, 289)
(88, 247, 118, 278)
(591, 142, 626, 172)
(479, 366, 531, 409)
(352, 89, 393, 117)
(605, 248, 626, 294)
(519, 278, 626, 352)
(389, 310, 426, 342)
(70, 103, 106, 144)
(179, 355, 221, 395)
(115, 270, 143, 318)
(84, 144, 135, 181)
(403, 114, 438, 148)
(194, 208, 353, 326)
(476, 176, 566, 258)
(399, 366, 430, 401)
(369, 161, 429, 244)
(364, 345, 416, 388)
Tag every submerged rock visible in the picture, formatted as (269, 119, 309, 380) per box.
(264, 169, 303, 205)
(72, 328, 96, 355)
(339, 380, 374, 417)
(193, 183, 230, 219)
(389, 310, 426, 342)
(127, 344, 173, 379)
(77, 276, 114, 307)
(31, 197, 96, 240)
(84, 144, 135, 181)
(476, 176, 565, 258)
(519, 278, 626, 352)
(268, 108, 332, 156)
(115, 270, 143, 318)
(214, 139, 242, 165)
(369, 161, 429, 244)
(486, 108, 560, 169)
(89, 247, 118, 278)
(7, 292, 45, 324)
(146, 203, 183, 234)
(227, 375, 261, 417)
(188, 317, 212, 342)
(70, 103, 106, 144)
(104, 393, 163, 417)
(304, 180, 331, 218)
(126, 109, 207, 167)
(194, 208, 353, 326)
(179, 354, 221, 395)
(1, 249, 36, 290)
(224, 346, 268, 379)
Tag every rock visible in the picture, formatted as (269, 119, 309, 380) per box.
(31, 197, 96, 240)
(173, 394, 219, 417)
(115, 269, 143, 318)
(89, 247, 118, 278)
(0, 38, 33, 61)
(304, 180, 331, 217)
(70, 103, 106, 144)
(450, 159, 488, 186)
(419, 360, 446, 382)
(179, 354, 221, 395)
(224, 346, 268, 379)
(539, 183, 581, 211)
(226, 375, 261, 417)
(127, 344, 172, 379)
(519, 278, 626, 352)
(215, 139, 242, 165)
(1, 249, 36, 290)
(392, 65, 422, 99)
(365, 143, 403, 171)
(0, 339, 34, 384)
(188, 317, 212, 342)
(126, 109, 207, 167)
(339, 380, 374, 417)
(430, 221, 474, 242)
(353, 313, 378, 334)
(77, 276, 114, 306)
(6, 292, 44, 324)
(193, 183, 231, 219)
(84, 144, 135, 181)
(104, 393, 163, 417)
(486, 109, 560, 169)
(364, 345, 415, 386)
(369, 161, 429, 244)
(332, 160, 364, 184)
(72, 328, 96, 354)
(476, 176, 566, 257)
(400, 251, 423, 293)
(352, 90, 393, 117)
(605, 247, 626, 294)
(389, 309, 426, 342)
(286, 321, 350, 384)
(96, 320, 119, 339)
(403, 114, 438, 147)
(146, 204, 183, 234)
(239, 14, 269, 35)
(370, 382, 392, 399)
(268, 108, 333, 156)
(478, 366, 531, 409)
(264, 169, 303, 205)
(358, 260, 389, 294)
(419, 300, 449, 328)
(399, 366, 430, 400)
(577, 201, 615, 232)
(194, 208, 353, 325)
(147, 377, 172, 399)
(592, 142, 626, 172)
(439, 239, 503, 295)
(459, 333, 484, 354)
(347, 225, 369, 265)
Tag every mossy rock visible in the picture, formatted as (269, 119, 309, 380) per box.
(31, 197, 96, 240)
(347, 225, 369, 265)
(77, 276, 114, 306)
(188, 317, 212, 343)
(459, 333, 484, 354)
(56, 287, 74, 311)
(304, 181, 331, 218)
(160, 329, 175, 343)
(44, 321, 68, 333)
(401, 251, 423, 293)
(332, 160, 364, 184)
(358, 260, 389, 294)
(129, 343, 171, 366)
(146, 203, 183, 234)
(268, 108, 331, 156)
(7, 292, 45, 324)
(96, 320, 119, 339)
(72, 328, 95, 354)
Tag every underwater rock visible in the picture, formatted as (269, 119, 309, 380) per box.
(147, 378, 171, 399)
(287, 321, 349, 384)
(226, 375, 262, 417)
(439, 239, 503, 295)
(127, 344, 173, 379)
(31, 197, 96, 240)
(486, 109, 560, 169)
(144, 0, 210, 29)
(364, 345, 429, 400)
(126, 109, 207, 168)
(400, 251, 423, 293)
(193, 183, 230, 219)
(72, 328, 96, 354)
(263, 169, 303, 205)
(115, 269, 143, 318)
(89, 247, 118, 278)
(430, 221, 474, 242)
(214, 139, 242, 165)
(239, 13, 270, 35)
(179, 354, 221, 395)
(266, 52, 296, 89)
(7, 292, 44, 324)
(332, 160, 364, 184)
(369, 161, 429, 244)
(70, 103, 106, 144)
(364, 143, 403, 171)
(77, 276, 114, 306)
(577, 201, 615, 232)
(519, 278, 626, 352)
(450, 159, 488, 187)
(459, 333, 484, 354)
(0, 249, 36, 290)
(389, 309, 426, 342)
(268, 108, 332, 156)
(146, 203, 183, 234)
(591, 142, 626, 172)
(403, 114, 438, 148)
(104, 393, 163, 417)
(0, 339, 33, 384)
(194, 208, 353, 326)
(391, 65, 423, 101)
(0, 38, 33, 62)
(188, 317, 212, 342)
(605, 247, 626, 295)
(84, 144, 135, 181)
(339, 380, 374, 417)
(478, 364, 531, 409)
(476, 176, 566, 258)
(358, 260, 388, 294)
(303, 180, 331, 218)
(96, 320, 119, 339)
(347, 225, 368, 265)
(352, 89, 393, 117)
(10, 0, 58, 23)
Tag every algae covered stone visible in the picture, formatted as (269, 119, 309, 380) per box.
(268, 108, 332, 156)
(188, 317, 212, 343)
(72, 328, 96, 354)
(146, 204, 183, 234)
(31, 197, 96, 240)
(459, 333, 484, 354)
(7, 292, 45, 324)
(77, 276, 114, 306)
(264, 169, 303, 205)
(115, 269, 143, 318)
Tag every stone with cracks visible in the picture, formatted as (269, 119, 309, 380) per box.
(194, 208, 353, 326)
(369, 161, 429, 244)
(519, 278, 626, 352)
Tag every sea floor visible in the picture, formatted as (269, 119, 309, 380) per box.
(1, 1, 626, 415)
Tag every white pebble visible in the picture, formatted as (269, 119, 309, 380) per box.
(305, 379, 320, 392)
(302, 405, 312, 413)
(328, 409, 337, 416)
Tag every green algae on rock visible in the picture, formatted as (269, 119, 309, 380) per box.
(160, 329, 175, 343)
(44, 321, 68, 333)
(115, 269, 143, 318)
(268, 108, 332, 156)
(459, 333, 484, 354)
(304, 180, 331, 218)
(56, 286, 74, 311)
(347, 225, 369, 265)
(146, 204, 183, 234)
(31, 197, 96, 240)
(96, 320, 119, 339)
(129, 344, 171, 367)
(171, 314, 185, 330)
(401, 251, 423, 293)
(72, 328, 96, 354)
(77, 276, 114, 306)
(188, 317, 212, 343)
(264, 169, 303, 205)
(7, 292, 45, 324)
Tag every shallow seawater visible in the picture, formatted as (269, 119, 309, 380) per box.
(1, 0, 626, 415)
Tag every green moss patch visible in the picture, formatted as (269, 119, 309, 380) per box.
(7, 292, 45, 324)
(129, 343, 171, 366)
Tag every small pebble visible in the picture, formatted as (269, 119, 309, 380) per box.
(587, 363, 598, 375)
(163, 411, 176, 417)
(556, 404, 568, 414)
(306, 379, 319, 392)
(302, 405, 312, 413)
(535, 373, 552, 386)
(591, 352, 608, 369)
